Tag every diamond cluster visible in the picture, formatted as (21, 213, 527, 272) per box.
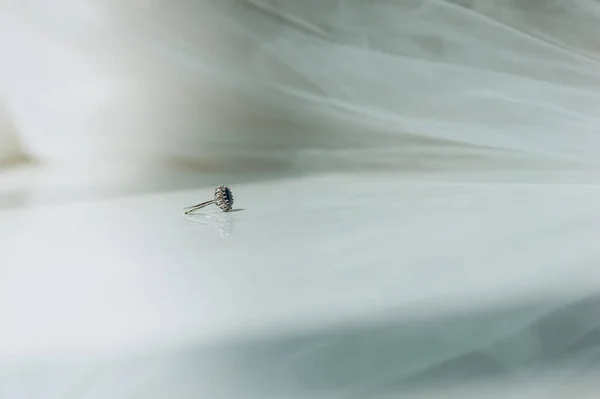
(214, 185, 234, 212)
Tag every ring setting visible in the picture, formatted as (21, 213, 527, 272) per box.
(184, 185, 234, 214)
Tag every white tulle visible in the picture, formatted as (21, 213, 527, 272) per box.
(1, 0, 600, 175)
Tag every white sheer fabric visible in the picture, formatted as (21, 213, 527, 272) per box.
(1, 0, 600, 174)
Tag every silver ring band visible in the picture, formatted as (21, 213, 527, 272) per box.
(183, 185, 234, 214)
(183, 200, 216, 215)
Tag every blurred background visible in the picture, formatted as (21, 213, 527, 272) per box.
(2, 0, 600, 207)
(2, 1, 600, 398)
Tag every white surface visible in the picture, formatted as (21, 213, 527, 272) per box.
(2, 174, 600, 397)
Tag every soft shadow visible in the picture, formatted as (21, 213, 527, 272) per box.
(9, 293, 600, 398)
(157, 293, 600, 396)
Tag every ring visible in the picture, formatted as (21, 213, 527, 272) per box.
(183, 185, 234, 214)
